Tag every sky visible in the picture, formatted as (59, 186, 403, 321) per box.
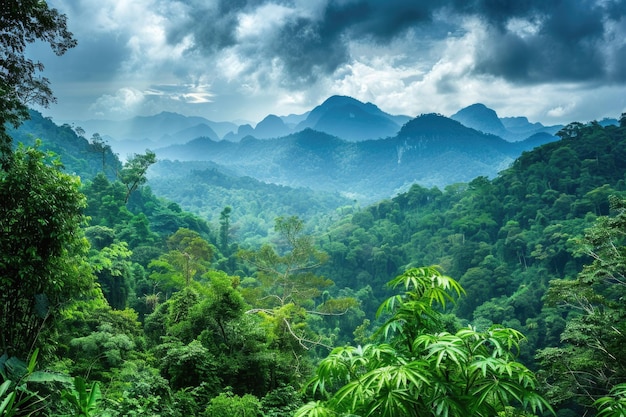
(28, 0, 626, 126)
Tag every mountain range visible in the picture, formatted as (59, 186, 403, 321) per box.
(154, 113, 556, 203)
(75, 95, 563, 155)
(38, 95, 620, 203)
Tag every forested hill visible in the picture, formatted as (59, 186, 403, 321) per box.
(7, 110, 121, 180)
(147, 159, 353, 246)
(317, 117, 626, 361)
(4, 106, 626, 417)
(157, 113, 556, 203)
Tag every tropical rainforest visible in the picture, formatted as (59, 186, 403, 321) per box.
(3, 3, 626, 417)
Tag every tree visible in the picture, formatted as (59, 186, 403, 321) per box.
(118, 150, 156, 204)
(0, 1, 76, 166)
(296, 266, 552, 417)
(239, 216, 330, 309)
(538, 196, 626, 413)
(89, 133, 111, 173)
(219, 206, 233, 254)
(0, 144, 95, 359)
(239, 216, 355, 351)
(90, 242, 134, 309)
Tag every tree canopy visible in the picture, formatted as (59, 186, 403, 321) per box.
(0, 0, 76, 166)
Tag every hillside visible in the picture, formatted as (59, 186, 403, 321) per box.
(7, 110, 121, 180)
(157, 113, 556, 203)
(147, 159, 353, 245)
(316, 117, 626, 365)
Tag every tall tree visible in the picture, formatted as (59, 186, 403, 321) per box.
(239, 216, 356, 352)
(0, 144, 94, 359)
(118, 150, 156, 204)
(538, 196, 626, 413)
(89, 133, 111, 173)
(219, 206, 232, 254)
(149, 228, 213, 292)
(0, 1, 76, 166)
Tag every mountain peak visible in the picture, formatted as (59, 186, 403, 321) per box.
(296, 95, 404, 141)
(254, 114, 291, 139)
(451, 103, 508, 138)
(399, 113, 468, 136)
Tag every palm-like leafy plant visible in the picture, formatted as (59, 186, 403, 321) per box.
(0, 348, 71, 416)
(297, 266, 553, 417)
(61, 376, 102, 417)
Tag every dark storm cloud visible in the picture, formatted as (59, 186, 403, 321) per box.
(463, 0, 626, 83)
(166, 0, 625, 86)
(167, 0, 443, 86)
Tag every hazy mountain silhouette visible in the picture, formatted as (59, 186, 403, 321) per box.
(295, 95, 411, 141)
(451, 104, 563, 141)
(157, 113, 556, 203)
(77, 112, 238, 154)
(451, 104, 509, 139)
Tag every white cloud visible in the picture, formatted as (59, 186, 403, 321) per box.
(236, 3, 294, 40)
(90, 87, 146, 117)
(38, 0, 626, 125)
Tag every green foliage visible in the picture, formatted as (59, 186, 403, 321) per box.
(0, 143, 94, 358)
(103, 359, 175, 417)
(90, 242, 134, 309)
(68, 323, 136, 381)
(61, 376, 102, 417)
(538, 198, 626, 413)
(149, 228, 214, 294)
(594, 383, 626, 417)
(203, 390, 262, 417)
(0, 348, 72, 416)
(0, 1, 76, 165)
(118, 150, 157, 204)
(261, 385, 304, 417)
(240, 216, 357, 355)
(156, 340, 221, 392)
(298, 267, 553, 417)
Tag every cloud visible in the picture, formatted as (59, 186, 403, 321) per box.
(37, 0, 626, 124)
(90, 87, 145, 117)
(156, 0, 626, 88)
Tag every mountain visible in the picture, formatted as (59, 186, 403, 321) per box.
(157, 113, 556, 203)
(162, 123, 220, 144)
(295, 95, 411, 141)
(78, 112, 238, 154)
(452, 104, 563, 141)
(451, 103, 509, 139)
(221, 96, 411, 142)
(253, 114, 292, 139)
(7, 110, 120, 180)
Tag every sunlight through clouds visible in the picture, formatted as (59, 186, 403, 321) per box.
(35, 0, 626, 124)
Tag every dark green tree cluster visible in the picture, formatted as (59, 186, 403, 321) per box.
(317, 119, 626, 359)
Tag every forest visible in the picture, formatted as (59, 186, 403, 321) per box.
(2, 111, 626, 417)
(3, 4, 626, 417)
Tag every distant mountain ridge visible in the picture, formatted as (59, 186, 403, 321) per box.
(78, 111, 238, 155)
(451, 103, 563, 141)
(157, 113, 556, 203)
(74, 96, 567, 156)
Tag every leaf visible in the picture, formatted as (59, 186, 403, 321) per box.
(26, 370, 73, 384)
